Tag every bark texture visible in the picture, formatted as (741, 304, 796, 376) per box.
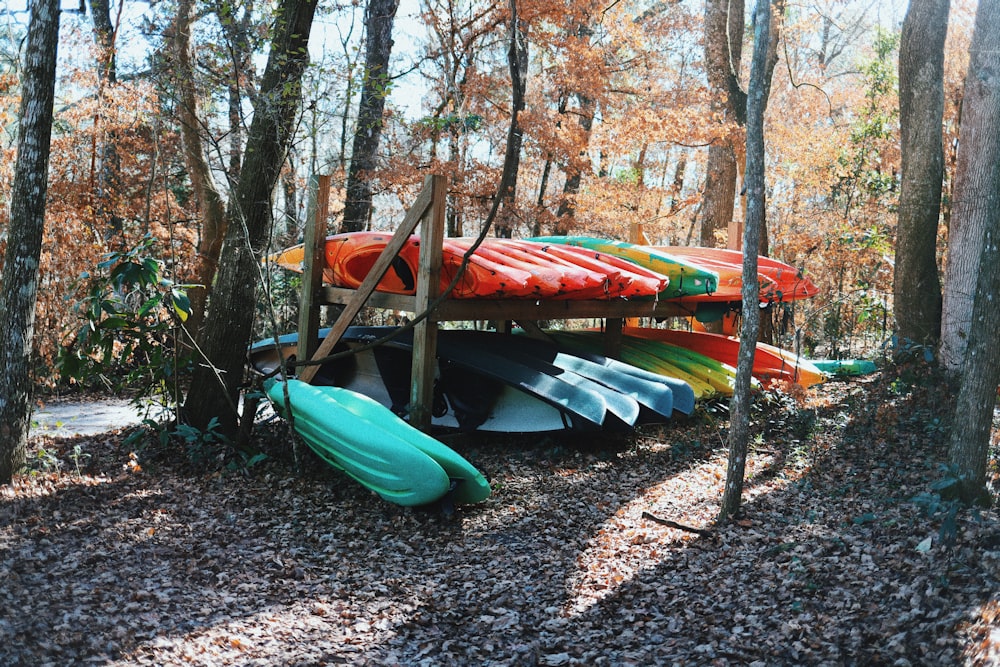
(940, 1, 1000, 372)
(945, 0, 1000, 502)
(700, 0, 745, 247)
(720, 0, 770, 522)
(0, 0, 60, 483)
(894, 0, 948, 349)
(495, 0, 529, 239)
(183, 0, 318, 435)
(340, 0, 401, 233)
(171, 0, 229, 339)
(88, 0, 123, 240)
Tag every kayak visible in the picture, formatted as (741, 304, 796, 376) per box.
(529, 236, 719, 299)
(657, 246, 819, 303)
(809, 359, 877, 377)
(269, 232, 536, 298)
(622, 327, 826, 388)
(269, 233, 670, 300)
(547, 331, 717, 399)
(524, 242, 670, 299)
(264, 379, 463, 506)
(250, 327, 683, 432)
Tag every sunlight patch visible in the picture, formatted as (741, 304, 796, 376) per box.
(565, 448, 789, 616)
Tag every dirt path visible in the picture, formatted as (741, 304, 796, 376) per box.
(30, 398, 150, 438)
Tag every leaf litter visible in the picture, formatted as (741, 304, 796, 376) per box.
(2, 374, 999, 666)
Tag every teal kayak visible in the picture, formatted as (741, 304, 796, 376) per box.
(265, 379, 490, 505)
(529, 236, 719, 299)
(809, 359, 878, 377)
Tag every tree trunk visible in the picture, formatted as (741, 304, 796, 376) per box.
(88, 0, 124, 242)
(340, 0, 401, 233)
(494, 0, 528, 239)
(700, 0, 746, 248)
(945, 0, 1000, 503)
(171, 0, 229, 340)
(183, 0, 318, 435)
(940, 3, 1000, 372)
(554, 92, 596, 235)
(719, 0, 771, 523)
(0, 0, 60, 484)
(894, 0, 948, 350)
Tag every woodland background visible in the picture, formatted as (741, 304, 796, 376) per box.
(1, 0, 973, 378)
(4, 1, 1000, 662)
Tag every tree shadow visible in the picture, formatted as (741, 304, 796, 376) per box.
(2, 382, 996, 665)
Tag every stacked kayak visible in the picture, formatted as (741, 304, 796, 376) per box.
(250, 327, 690, 434)
(621, 327, 827, 388)
(268, 232, 669, 300)
(530, 236, 720, 299)
(545, 330, 742, 399)
(268, 232, 819, 313)
(264, 378, 490, 506)
(657, 246, 820, 303)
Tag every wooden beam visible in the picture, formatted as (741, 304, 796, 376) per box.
(318, 287, 698, 321)
(408, 175, 446, 430)
(298, 176, 436, 384)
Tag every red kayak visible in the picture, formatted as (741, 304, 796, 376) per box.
(531, 243, 670, 298)
(656, 246, 819, 302)
(324, 232, 536, 298)
(622, 326, 826, 387)
(270, 233, 670, 300)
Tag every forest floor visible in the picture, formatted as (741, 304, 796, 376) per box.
(2, 369, 1000, 666)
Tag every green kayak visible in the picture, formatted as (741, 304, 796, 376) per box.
(265, 379, 490, 506)
(529, 236, 719, 298)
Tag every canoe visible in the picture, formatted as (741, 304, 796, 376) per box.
(529, 236, 719, 299)
(622, 327, 826, 388)
(264, 379, 454, 506)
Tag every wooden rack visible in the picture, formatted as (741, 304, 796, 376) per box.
(296, 174, 693, 430)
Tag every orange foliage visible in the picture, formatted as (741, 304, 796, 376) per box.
(1, 38, 198, 381)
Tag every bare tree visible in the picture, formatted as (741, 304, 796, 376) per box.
(168, 0, 229, 338)
(719, 0, 775, 522)
(700, 0, 746, 248)
(944, 0, 1000, 504)
(341, 0, 401, 233)
(894, 0, 949, 350)
(0, 0, 60, 483)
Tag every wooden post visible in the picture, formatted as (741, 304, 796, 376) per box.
(298, 176, 436, 384)
(604, 316, 623, 359)
(623, 222, 646, 332)
(727, 218, 744, 250)
(297, 174, 331, 365)
(409, 174, 447, 430)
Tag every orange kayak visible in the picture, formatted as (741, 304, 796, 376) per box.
(447, 238, 606, 298)
(656, 246, 819, 302)
(312, 232, 533, 298)
(527, 242, 669, 299)
(654, 250, 781, 303)
(622, 327, 826, 387)
(269, 233, 660, 299)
